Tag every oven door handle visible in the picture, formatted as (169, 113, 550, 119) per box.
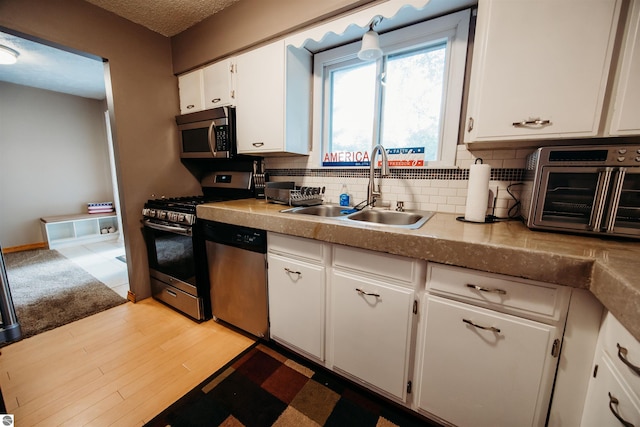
(143, 219, 192, 236)
(604, 168, 627, 233)
(589, 168, 613, 231)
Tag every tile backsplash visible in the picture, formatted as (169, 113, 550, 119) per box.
(264, 145, 535, 219)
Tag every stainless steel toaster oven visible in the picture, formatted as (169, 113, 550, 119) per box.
(522, 145, 640, 238)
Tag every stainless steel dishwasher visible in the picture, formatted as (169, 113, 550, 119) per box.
(203, 220, 268, 339)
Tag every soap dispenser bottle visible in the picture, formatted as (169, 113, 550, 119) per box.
(339, 184, 350, 206)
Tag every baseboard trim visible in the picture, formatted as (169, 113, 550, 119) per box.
(2, 242, 48, 254)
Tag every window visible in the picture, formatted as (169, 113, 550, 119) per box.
(314, 9, 470, 168)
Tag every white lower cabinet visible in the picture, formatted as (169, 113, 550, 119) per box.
(415, 295, 561, 427)
(330, 270, 415, 401)
(265, 234, 580, 425)
(267, 253, 325, 361)
(267, 233, 326, 361)
(416, 263, 571, 427)
(581, 312, 640, 426)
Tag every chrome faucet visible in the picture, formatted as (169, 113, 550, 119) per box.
(367, 144, 390, 207)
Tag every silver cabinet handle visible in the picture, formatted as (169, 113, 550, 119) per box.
(252, 142, 265, 147)
(512, 118, 551, 127)
(467, 117, 474, 132)
(284, 267, 301, 276)
(617, 343, 640, 376)
(165, 289, 177, 298)
(211, 98, 221, 104)
(608, 392, 635, 427)
(356, 288, 380, 298)
(466, 284, 507, 295)
(463, 318, 501, 334)
(186, 104, 195, 109)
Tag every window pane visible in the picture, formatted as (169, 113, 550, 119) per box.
(329, 62, 376, 153)
(380, 44, 446, 162)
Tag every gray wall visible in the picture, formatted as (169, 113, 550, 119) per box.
(0, 82, 114, 248)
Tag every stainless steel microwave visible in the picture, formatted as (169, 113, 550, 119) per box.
(522, 145, 640, 239)
(176, 106, 236, 159)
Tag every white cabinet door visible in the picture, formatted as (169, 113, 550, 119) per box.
(235, 40, 285, 153)
(330, 270, 415, 401)
(178, 69, 204, 114)
(465, 0, 620, 143)
(581, 354, 640, 427)
(202, 58, 234, 108)
(267, 253, 325, 361)
(609, 0, 640, 135)
(415, 295, 560, 427)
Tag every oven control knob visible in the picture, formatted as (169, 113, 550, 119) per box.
(618, 156, 626, 162)
(158, 211, 166, 219)
(636, 156, 640, 162)
(618, 148, 628, 155)
(148, 209, 156, 217)
(178, 214, 185, 222)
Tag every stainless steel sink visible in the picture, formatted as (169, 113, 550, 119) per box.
(346, 209, 434, 229)
(281, 204, 351, 217)
(282, 204, 434, 229)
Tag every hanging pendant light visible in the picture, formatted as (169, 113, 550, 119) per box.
(358, 16, 383, 61)
(0, 45, 19, 65)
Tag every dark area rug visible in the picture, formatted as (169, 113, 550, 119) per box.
(4, 248, 127, 339)
(146, 343, 441, 427)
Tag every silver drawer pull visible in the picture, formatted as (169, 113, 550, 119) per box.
(617, 343, 640, 375)
(512, 118, 551, 127)
(608, 392, 635, 427)
(165, 289, 177, 298)
(356, 288, 380, 298)
(284, 267, 301, 276)
(252, 142, 265, 147)
(463, 318, 501, 334)
(466, 284, 507, 295)
(211, 98, 221, 104)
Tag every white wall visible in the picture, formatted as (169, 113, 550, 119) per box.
(0, 82, 114, 248)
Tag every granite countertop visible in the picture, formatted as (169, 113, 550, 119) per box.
(197, 199, 640, 341)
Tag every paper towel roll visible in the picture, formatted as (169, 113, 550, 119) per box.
(464, 163, 491, 222)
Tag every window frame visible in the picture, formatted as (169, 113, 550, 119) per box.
(312, 9, 471, 168)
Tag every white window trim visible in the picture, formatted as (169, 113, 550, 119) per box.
(312, 8, 470, 168)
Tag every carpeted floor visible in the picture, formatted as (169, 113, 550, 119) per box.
(4, 248, 127, 339)
(146, 343, 440, 427)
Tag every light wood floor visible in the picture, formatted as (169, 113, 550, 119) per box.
(0, 298, 255, 426)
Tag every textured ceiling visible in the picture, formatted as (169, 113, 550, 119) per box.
(83, 0, 241, 37)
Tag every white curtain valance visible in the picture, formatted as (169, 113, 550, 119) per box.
(285, 0, 432, 49)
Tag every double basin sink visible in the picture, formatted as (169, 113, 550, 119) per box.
(282, 204, 434, 229)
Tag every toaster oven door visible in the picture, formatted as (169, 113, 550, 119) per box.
(603, 168, 640, 236)
(533, 166, 612, 232)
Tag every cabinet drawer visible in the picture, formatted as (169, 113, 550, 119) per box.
(268, 232, 325, 262)
(602, 312, 640, 399)
(333, 245, 424, 286)
(581, 353, 640, 427)
(427, 263, 571, 324)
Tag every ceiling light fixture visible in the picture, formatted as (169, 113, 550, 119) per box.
(0, 45, 19, 65)
(358, 15, 383, 61)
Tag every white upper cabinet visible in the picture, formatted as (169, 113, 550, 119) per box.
(235, 40, 311, 156)
(178, 58, 235, 115)
(464, 0, 621, 144)
(609, 0, 640, 136)
(202, 58, 235, 109)
(178, 69, 205, 115)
